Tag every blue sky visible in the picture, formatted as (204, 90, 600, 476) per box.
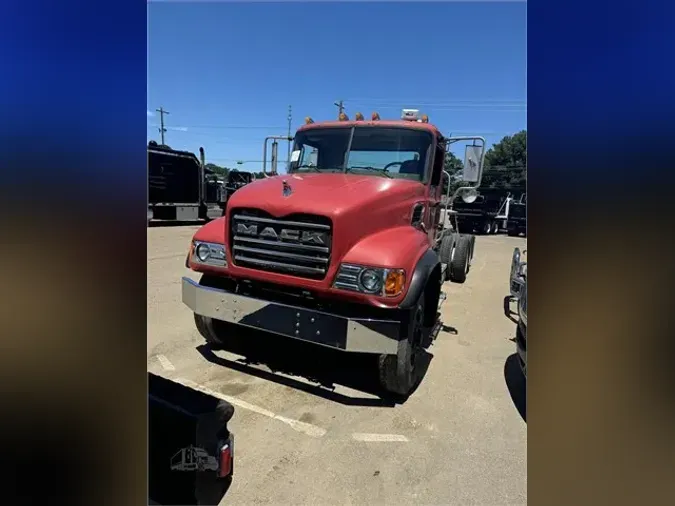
(148, 1, 526, 172)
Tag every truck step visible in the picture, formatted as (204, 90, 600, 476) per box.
(431, 314, 443, 342)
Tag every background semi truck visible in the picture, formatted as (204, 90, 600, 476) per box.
(181, 108, 489, 398)
(452, 188, 526, 235)
(148, 142, 252, 223)
(506, 193, 527, 236)
(224, 170, 255, 201)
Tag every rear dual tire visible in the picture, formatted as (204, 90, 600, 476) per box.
(439, 233, 474, 283)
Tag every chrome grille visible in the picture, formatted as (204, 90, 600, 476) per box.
(230, 209, 332, 279)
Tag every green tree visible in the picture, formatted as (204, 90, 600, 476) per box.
(482, 130, 527, 189)
(204, 163, 231, 177)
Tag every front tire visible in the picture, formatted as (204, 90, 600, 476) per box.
(378, 296, 426, 397)
(194, 313, 225, 348)
(193, 275, 231, 348)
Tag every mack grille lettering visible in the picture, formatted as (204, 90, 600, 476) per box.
(230, 210, 332, 279)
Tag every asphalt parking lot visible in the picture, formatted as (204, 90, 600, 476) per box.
(148, 225, 527, 505)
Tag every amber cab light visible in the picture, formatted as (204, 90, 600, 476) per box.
(384, 269, 405, 297)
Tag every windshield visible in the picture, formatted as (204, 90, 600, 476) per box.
(289, 126, 433, 182)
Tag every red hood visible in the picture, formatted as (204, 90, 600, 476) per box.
(226, 173, 427, 269)
(227, 173, 422, 217)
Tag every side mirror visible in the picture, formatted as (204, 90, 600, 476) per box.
(463, 145, 482, 183)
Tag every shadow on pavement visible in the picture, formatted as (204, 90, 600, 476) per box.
(196, 325, 434, 407)
(504, 353, 526, 422)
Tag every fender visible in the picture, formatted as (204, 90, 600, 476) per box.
(399, 249, 441, 310)
(340, 226, 432, 307)
(193, 216, 227, 244)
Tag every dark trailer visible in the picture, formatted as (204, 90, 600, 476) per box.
(452, 188, 508, 235)
(147, 141, 225, 222)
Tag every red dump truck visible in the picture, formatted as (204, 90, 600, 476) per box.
(181, 108, 486, 397)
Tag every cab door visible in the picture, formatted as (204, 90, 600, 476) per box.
(427, 139, 447, 241)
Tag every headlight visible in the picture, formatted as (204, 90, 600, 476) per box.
(191, 241, 227, 267)
(334, 264, 405, 297)
(509, 248, 526, 298)
(359, 268, 382, 293)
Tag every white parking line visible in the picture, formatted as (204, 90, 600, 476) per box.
(352, 433, 410, 442)
(156, 354, 175, 371)
(175, 378, 328, 438)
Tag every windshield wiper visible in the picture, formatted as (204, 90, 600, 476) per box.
(348, 165, 393, 178)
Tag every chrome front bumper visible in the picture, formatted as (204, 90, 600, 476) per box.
(181, 277, 401, 354)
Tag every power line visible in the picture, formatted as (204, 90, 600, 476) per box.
(156, 106, 169, 144)
(334, 99, 345, 116)
(345, 98, 527, 105)
(152, 124, 286, 130)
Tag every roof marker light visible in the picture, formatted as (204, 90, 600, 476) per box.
(305, 116, 314, 124)
(355, 112, 364, 121)
(338, 112, 349, 121)
(401, 109, 420, 121)
(371, 112, 380, 121)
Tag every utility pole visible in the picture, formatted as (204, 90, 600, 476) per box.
(287, 105, 292, 164)
(333, 100, 344, 116)
(156, 107, 169, 145)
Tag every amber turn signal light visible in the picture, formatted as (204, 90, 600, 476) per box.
(384, 269, 405, 297)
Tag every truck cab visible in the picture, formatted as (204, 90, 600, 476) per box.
(181, 109, 486, 398)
